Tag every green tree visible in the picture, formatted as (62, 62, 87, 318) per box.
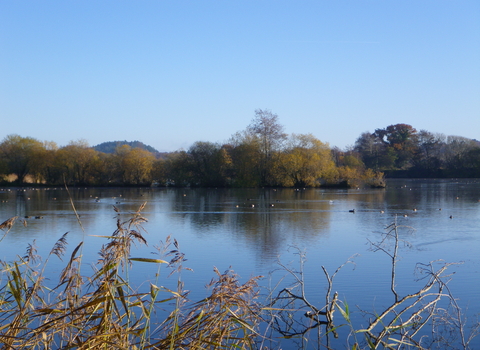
(373, 124, 418, 169)
(355, 132, 396, 170)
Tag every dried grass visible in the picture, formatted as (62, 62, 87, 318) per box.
(0, 204, 262, 350)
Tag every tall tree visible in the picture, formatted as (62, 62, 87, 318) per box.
(247, 109, 287, 186)
(373, 123, 418, 169)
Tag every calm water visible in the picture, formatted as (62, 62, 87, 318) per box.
(1, 179, 479, 348)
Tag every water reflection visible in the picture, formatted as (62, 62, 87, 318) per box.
(160, 188, 337, 261)
(1, 181, 479, 348)
(0, 181, 478, 268)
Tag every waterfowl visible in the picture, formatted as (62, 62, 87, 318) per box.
(349, 209, 355, 213)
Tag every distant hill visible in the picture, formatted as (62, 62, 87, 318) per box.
(93, 141, 159, 154)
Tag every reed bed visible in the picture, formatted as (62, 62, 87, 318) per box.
(1, 206, 477, 350)
(0, 205, 262, 350)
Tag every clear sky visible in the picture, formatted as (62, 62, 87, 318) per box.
(1, 1, 479, 152)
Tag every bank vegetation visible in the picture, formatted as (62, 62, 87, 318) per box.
(2, 110, 479, 188)
(0, 110, 384, 188)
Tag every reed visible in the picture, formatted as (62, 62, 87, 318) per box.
(0, 206, 262, 350)
(1, 209, 477, 350)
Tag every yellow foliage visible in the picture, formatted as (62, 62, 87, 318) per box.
(278, 134, 336, 187)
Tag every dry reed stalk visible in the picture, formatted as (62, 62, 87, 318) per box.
(1, 202, 477, 350)
(152, 267, 262, 350)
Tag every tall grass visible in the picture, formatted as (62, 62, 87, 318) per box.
(1, 208, 477, 349)
(0, 206, 262, 350)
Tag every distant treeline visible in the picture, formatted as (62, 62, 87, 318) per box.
(1, 110, 478, 187)
(352, 124, 480, 178)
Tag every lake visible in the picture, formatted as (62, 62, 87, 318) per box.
(1, 179, 479, 349)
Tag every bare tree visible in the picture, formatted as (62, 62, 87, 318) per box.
(247, 109, 287, 186)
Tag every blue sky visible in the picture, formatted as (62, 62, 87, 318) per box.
(1, 1, 479, 152)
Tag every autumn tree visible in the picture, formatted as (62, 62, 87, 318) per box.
(331, 147, 364, 169)
(0, 134, 47, 183)
(151, 159, 167, 186)
(38, 141, 60, 184)
(247, 109, 287, 186)
(82, 149, 117, 186)
(227, 131, 262, 187)
(187, 141, 232, 187)
(278, 134, 335, 187)
(56, 140, 100, 185)
(163, 151, 194, 187)
(113, 145, 155, 185)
